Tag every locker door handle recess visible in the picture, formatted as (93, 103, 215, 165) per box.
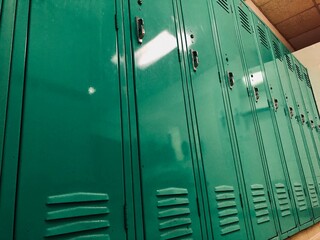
(191, 49, 199, 72)
(289, 107, 294, 119)
(228, 72, 235, 89)
(136, 17, 145, 44)
(309, 120, 314, 129)
(254, 87, 259, 102)
(273, 98, 279, 111)
(300, 114, 305, 125)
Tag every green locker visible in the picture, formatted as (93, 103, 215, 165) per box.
(256, 22, 313, 228)
(208, 0, 278, 239)
(0, 0, 16, 178)
(177, 0, 252, 239)
(289, 57, 320, 221)
(279, 45, 320, 222)
(129, 1, 205, 239)
(232, 0, 297, 235)
(301, 67, 320, 147)
(293, 60, 320, 159)
(1, 1, 127, 239)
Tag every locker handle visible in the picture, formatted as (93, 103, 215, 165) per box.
(191, 49, 199, 72)
(136, 17, 145, 44)
(301, 114, 305, 125)
(254, 87, 259, 102)
(289, 107, 294, 119)
(228, 72, 235, 89)
(309, 120, 314, 129)
(273, 98, 279, 111)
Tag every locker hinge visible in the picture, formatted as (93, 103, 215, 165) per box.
(218, 72, 221, 83)
(267, 191, 272, 203)
(246, 87, 250, 97)
(115, 14, 119, 31)
(287, 189, 291, 199)
(124, 204, 128, 230)
(239, 194, 243, 208)
(196, 198, 201, 216)
(177, 50, 181, 62)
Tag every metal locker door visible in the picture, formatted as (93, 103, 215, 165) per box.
(129, 1, 204, 239)
(0, 0, 16, 179)
(178, 0, 252, 239)
(289, 57, 320, 220)
(232, 0, 297, 235)
(260, 26, 313, 228)
(11, 1, 127, 239)
(277, 44, 319, 227)
(292, 61, 320, 160)
(208, 0, 278, 239)
(302, 68, 320, 148)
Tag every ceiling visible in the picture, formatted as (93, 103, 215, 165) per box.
(251, 0, 320, 50)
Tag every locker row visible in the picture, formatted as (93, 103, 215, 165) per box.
(0, 0, 319, 239)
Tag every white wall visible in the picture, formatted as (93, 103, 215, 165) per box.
(293, 42, 320, 109)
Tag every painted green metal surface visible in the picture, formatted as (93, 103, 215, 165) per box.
(208, 0, 278, 239)
(129, 1, 205, 239)
(0, 0, 16, 178)
(3, 1, 126, 239)
(294, 61, 320, 159)
(177, 0, 252, 239)
(233, 0, 297, 234)
(258, 22, 313, 227)
(278, 44, 320, 221)
(301, 67, 320, 149)
(288, 56, 320, 220)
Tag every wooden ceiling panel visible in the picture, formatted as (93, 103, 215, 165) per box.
(289, 26, 320, 50)
(276, 7, 320, 39)
(259, 0, 314, 24)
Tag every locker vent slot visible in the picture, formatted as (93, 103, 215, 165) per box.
(45, 192, 110, 238)
(307, 183, 319, 207)
(295, 64, 303, 80)
(215, 185, 241, 235)
(258, 26, 270, 49)
(285, 54, 294, 72)
(157, 188, 193, 239)
(238, 7, 251, 34)
(275, 183, 291, 217)
(293, 183, 307, 211)
(217, 0, 230, 13)
(251, 184, 270, 224)
(272, 41, 282, 60)
(304, 73, 311, 88)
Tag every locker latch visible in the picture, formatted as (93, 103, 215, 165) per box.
(273, 98, 279, 111)
(309, 120, 314, 129)
(136, 17, 145, 44)
(228, 72, 235, 89)
(191, 49, 199, 72)
(289, 107, 294, 119)
(300, 114, 305, 125)
(254, 87, 259, 102)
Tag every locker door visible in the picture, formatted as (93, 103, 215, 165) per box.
(302, 69, 320, 148)
(209, 0, 277, 239)
(14, 1, 126, 239)
(278, 44, 319, 224)
(261, 28, 313, 227)
(289, 58, 320, 219)
(129, 1, 204, 239)
(178, 0, 251, 239)
(233, 1, 296, 234)
(0, 0, 16, 177)
(293, 61, 320, 159)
